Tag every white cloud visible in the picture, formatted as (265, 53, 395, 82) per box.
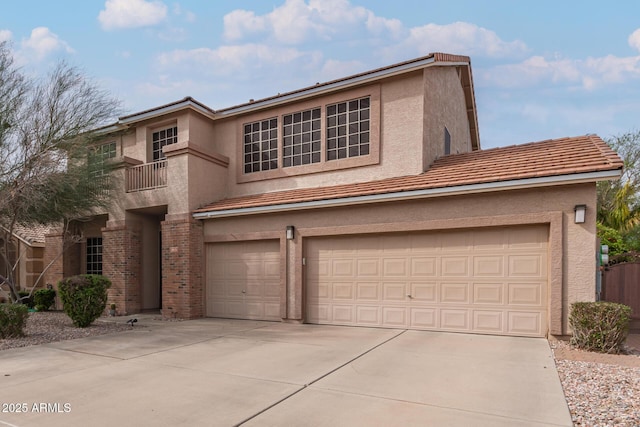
(157, 44, 317, 76)
(0, 29, 11, 42)
(21, 27, 74, 61)
(98, 0, 167, 30)
(399, 22, 527, 58)
(481, 54, 640, 90)
(223, 0, 404, 44)
(629, 29, 640, 52)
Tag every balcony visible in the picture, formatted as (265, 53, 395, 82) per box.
(126, 160, 167, 192)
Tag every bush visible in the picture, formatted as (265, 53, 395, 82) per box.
(58, 275, 111, 328)
(0, 304, 29, 338)
(569, 301, 632, 354)
(18, 290, 34, 308)
(34, 288, 56, 312)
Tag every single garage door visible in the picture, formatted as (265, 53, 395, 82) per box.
(206, 240, 281, 321)
(306, 226, 548, 337)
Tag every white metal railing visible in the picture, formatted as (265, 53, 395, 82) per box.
(126, 160, 167, 192)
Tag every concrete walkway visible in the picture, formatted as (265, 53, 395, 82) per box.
(0, 317, 572, 427)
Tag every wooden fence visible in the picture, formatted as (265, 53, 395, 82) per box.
(601, 262, 640, 328)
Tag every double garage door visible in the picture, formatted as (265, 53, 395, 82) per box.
(206, 225, 548, 337)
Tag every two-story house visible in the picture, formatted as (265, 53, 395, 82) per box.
(42, 53, 622, 337)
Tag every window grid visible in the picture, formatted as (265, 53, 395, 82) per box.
(283, 108, 321, 167)
(90, 141, 116, 177)
(244, 118, 278, 173)
(152, 126, 177, 162)
(326, 97, 370, 161)
(86, 237, 103, 275)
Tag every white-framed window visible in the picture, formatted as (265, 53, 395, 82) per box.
(86, 237, 103, 275)
(152, 126, 177, 162)
(243, 118, 278, 173)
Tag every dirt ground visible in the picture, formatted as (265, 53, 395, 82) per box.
(549, 333, 640, 367)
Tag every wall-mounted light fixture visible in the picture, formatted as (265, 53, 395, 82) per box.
(286, 225, 295, 240)
(574, 204, 586, 224)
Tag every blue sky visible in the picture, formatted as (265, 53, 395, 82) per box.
(1, 0, 639, 148)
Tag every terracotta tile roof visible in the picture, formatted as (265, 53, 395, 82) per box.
(4, 224, 51, 245)
(195, 135, 622, 214)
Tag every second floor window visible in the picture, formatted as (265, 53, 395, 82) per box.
(152, 126, 177, 162)
(89, 141, 116, 177)
(326, 97, 370, 161)
(283, 108, 321, 167)
(244, 118, 278, 173)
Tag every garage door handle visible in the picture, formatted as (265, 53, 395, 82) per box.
(407, 294, 413, 299)
(242, 290, 246, 294)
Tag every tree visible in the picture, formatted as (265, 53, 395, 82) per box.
(597, 131, 640, 256)
(0, 41, 121, 303)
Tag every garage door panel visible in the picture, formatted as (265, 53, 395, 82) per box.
(508, 283, 543, 306)
(508, 311, 542, 335)
(382, 258, 409, 276)
(410, 308, 437, 328)
(306, 226, 548, 337)
(333, 305, 354, 322)
(473, 283, 504, 304)
(382, 282, 406, 300)
(473, 310, 504, 333)
(356, 306, 380, 324)
(333, 282, 355, 299)
(356, 282, 380, 300)
(440, 283, 470, 303)
(383, 307, 407, 326)
(357, 259, 380, 276)
(473, 256, 504, 276)
(332, 259, 355, 276)
(206, 241, 281, 321)
(440, 309, 469, 330)
(441, 257, 469, 276)
(509, 255, 545, 277)
(411, 282, 437, 301)
(410, 257, 437, 276)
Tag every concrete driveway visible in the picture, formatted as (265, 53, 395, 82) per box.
(0, 317, 572, 427)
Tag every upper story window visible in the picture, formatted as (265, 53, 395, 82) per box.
(244, 118, 278, 173)
(89, 141, 116, 177)
(283, 108, 321, 167)
(326, 97, 370, 160)
(238, 86, 379, 183)
(152, 126, 177, 162)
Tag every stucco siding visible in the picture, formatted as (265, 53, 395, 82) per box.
(203, 183, 597, 335)
(423, 66, 474, 169)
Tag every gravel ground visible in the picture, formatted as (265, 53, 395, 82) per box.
(2, 312, 640, 426)
(550, 339, 640, 427)
(0, 311, 131, 351)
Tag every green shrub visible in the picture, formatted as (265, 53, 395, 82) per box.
(34, 288, 56, 312)
(569, 301, 632, 354)
(0, 304, 29, 338)
(58, 275, 111, 328)
(18, 290, 34, 308)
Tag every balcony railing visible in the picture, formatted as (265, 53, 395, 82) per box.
(126, 160, 167, 192)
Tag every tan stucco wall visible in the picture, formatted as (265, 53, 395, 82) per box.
(202, 183, 597, 336)
(423, 66, 474, 169)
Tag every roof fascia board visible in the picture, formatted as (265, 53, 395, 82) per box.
(193, 169, 621, 220)
(119, 100, 215, 125)
(216, 57, 442, 117)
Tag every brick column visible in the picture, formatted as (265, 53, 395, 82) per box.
(102, 221, 142, 315)
(43, 232, 65, 288)
(161, 217, 203, 319)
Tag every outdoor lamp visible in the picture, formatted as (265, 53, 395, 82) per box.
(574, 205, 586, 224)
(286, 225, 295, 240)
